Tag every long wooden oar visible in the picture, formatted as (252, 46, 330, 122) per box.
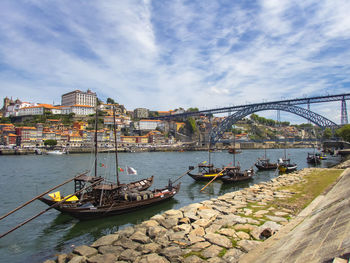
(0, 171, 89, 222)
(200, 167, 227, 192)
(173, 164, 200, 183)
(0, 178, 103, 239)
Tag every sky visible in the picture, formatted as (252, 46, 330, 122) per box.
(0, 0, 349, 124)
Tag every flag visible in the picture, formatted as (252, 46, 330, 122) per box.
(118, 167, 124, 172)
(126, 166, 137, 175)
(99, 163, 105, 167)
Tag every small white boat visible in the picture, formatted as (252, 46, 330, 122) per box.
(46, 150, 66, 155)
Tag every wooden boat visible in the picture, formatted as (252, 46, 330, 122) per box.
(220, 166, 254, 183)
(255, 146, 277, 170)
(228, 147, 242, 154)
(277, 158, 297, 173)
(39, 182, 180, 220)
(187, 163, 224, 181)
(307, 153, 321, 164)
(255, 158, 278, 170)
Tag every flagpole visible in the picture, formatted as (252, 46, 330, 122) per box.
(113, 106, 120, 186)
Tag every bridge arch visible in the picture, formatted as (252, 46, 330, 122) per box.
(210, 103, 338, 145)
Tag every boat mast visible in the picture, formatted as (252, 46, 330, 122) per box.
(94, 100, 98, 177)
(232, 124, 236, 167)
(113, 106, 120, 186)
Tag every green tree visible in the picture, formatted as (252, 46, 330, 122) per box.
(187, 107, 199, 112)
(322, 128, 332, 139)
(106, 98, 116, 104)
(336, 125, 350, 142)
(186, 117, 197, 134)
(44, 139, 57, 148)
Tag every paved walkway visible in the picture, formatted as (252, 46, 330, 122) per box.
(240, 168, 350, 263)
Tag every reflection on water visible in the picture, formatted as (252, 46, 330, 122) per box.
(0, 149, 341, 263)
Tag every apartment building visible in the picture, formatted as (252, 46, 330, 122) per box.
(61, 89, 97, 107)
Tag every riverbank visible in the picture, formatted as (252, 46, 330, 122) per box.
(44, 161, 349, 263)
(0, 142, 320, 155)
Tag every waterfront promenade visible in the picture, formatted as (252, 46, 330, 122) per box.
(44, 159, 350, 263)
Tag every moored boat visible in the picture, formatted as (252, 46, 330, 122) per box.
(39, 181, 180, 220)
(220, 166, 254, 183)
(187, 163, 224, 181)
(255, 158, 278, 170)
(277, 158, 297, 173)
(307, 153, 321, 164)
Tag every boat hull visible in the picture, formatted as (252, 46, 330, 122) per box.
(39, 184, 180, 220)
(187, 172, 224, 181)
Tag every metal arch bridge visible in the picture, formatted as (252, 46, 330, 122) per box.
(149, 93, 350, 121)
(209, 103, 338, 145)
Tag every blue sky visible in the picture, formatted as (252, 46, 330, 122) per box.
(0, 0, 349, 124)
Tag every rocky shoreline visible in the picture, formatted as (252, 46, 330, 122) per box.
(44, 166, 346, 263)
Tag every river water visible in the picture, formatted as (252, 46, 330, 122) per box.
(0, 148, 340, 263)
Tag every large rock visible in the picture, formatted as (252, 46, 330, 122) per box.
(141, 219, 159, 228)
(73, 245, 98, 257)
(67, 256, 85, 263)
(173, 223, 192, 233)
(236, 231, 250, 240)
(217, 228, 237, 238)
(138, 242, 162, 254)
(86, 253, 116, 263)
(190, 241, 211, 251)
(183, 255, 206, 263)
(159, 217, 178, 229)
(201, 244, 223, 258)
(183, 211, 199, 222)
(117, 227, 134, 237)
(164, 209, 183, 219)
(197, 209, 220, 220)
(115, 236, 140, 250)
(205, 223, 222, 234)
(237, 240, 262, 252)
(148, 225, 167, 238)
(119, 249, 142, 261)
(91, 234, 120, 247)
(222, 248, 245, 262)
(169, 231, 187, 241)
(137, 253, 170, 263)
(98, 245, 124, 255)
(130, 231, 151, 244)
(192, 219, 212, 228)
(207, 257, 226, 263)
(204, 233, 232, 248)
(160, 246, 184, 261)
(188, 234, 205, 244)
(57, 254, 67, 263)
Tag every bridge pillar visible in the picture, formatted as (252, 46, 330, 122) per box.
(341, 97, 348, 125)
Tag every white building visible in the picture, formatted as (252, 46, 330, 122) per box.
(60, 105, 94, 116)
(138, 120, 162, 131)
(61, 89, 97, 107)
(17, 104, 61, 116)
(5, 102, 37, 117)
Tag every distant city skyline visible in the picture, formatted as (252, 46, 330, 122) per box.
(0, 0, 349, 124)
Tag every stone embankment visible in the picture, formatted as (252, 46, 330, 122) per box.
(45, 167, 346, 263)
